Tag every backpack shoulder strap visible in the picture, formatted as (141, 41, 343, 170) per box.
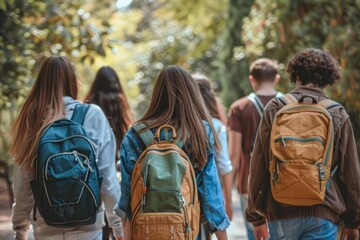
(318, 99, 341, 110)
(248, 92, 265, 117)
(132, 123, 154, 147)
(71, 104, 90, 125)
(277, 93, 297, 106)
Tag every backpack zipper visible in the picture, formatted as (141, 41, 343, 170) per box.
(180, 194, 191, 240)
(275, 136, 324, 148)
(141, 159, 151, 213)
(45, 151, 91, 181)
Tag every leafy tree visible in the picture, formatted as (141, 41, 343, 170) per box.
(0, 0, 116, 157)
(242, 0, 360, 152)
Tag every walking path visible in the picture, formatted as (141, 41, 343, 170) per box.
(0, 179, 247, 239)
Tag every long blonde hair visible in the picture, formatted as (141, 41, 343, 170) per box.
(9, 56, 79, 169)
(138, 65, 219, 169)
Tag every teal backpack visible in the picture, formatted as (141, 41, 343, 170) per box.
(30, 104, 102, 227)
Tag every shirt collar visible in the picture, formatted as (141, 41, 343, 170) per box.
(291, 86, 326, 97)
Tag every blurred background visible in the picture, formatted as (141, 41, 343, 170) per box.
(1, 0, 360, 166)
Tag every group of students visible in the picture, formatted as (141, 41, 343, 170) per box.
(9, 48, 360, 240)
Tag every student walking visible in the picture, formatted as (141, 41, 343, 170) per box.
(85, 66, 134, 239)
(246, 48, 360, 240)
(10, 56, 123, 240)
(227, 58, 281, 239)
(194, 74, 233, 221)
(116, 65, 230, 239)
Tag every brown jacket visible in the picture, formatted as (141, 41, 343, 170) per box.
(246, 86, 360, 228)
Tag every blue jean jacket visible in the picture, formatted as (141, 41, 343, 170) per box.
(116, 121, 230, 233)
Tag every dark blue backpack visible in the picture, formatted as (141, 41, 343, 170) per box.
(30, 104, 102, 227)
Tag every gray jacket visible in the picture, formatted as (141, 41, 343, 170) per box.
(12, 96, 123, 239)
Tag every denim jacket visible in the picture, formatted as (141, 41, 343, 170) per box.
(116, 121, 230, 233)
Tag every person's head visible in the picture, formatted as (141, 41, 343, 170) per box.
(139, 65, 219, 169)
(249, 58, 280, 91)
(10, 56, 79, 169)
(192, 74, 220, 120)
(85, 66, 133, 155)
(87, 66, 124, 95)
(286, 48, 341, 88)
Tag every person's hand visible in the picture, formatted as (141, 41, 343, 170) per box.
(225, 203, 233, 221)
(254, 223, 270, 240)
(341, 227, 359, 240)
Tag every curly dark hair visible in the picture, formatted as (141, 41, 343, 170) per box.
(286, 48, 341, 87)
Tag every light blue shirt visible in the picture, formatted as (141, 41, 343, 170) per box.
(212, 118, 233, 176)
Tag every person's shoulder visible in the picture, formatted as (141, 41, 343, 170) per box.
(229, 96, 252, 111)
(83, 103, 110, 130)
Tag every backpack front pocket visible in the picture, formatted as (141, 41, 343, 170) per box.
(270, 160, 330, 206)
(42, 178, 98, 226)
(45, 151, 91, 181)
(132, 212, 186, 240)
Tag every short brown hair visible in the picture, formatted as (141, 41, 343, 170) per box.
(249, 58, 278, 83)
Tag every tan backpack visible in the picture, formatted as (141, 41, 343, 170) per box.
(269, 94, 339, 206)
(130, 123, 200, 240)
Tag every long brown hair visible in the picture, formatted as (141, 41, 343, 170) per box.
(85, 66, 134, 156)
(9, 56, 78, 169)
(138, 65, 219, 168)
(193, 74, 221, 119)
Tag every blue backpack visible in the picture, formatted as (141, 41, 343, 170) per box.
(30, 104, 102, 227)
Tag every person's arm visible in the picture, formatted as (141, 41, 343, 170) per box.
(12, 164, 34, 240)
(337, 117, 360, 230)
(197, 125, 230, 236)
(221, 173, 233, 221)
(246, 102, 274, 228)
(214, 230, 228, 240)
(253, 223, 270, 240)
(86, 106, 123, 238)
(97, 128, 124, 238)
(228, 130, 242, 186)
(215, 124, 233, 220)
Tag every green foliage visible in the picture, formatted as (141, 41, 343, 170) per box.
(0, 0, 117, 158)
(242, 0, 360, 154)
(0, 0, 115, 110)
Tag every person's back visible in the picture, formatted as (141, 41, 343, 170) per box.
(247, 48, 360, 240)
(10, 56, 123, 240)
(227, 58, 281, 239)
(116, 65, 230, 240)
(85, 66, 132, 240)
(85, 66, 134, 160)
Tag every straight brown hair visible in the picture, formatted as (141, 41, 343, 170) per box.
(85, 66, 134, 158)
(138, 65, 219, 169)
(9, 56, 78, 169)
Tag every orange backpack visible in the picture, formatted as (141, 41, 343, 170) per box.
(269, 94, 339, 206)
(130, 123, 200, 240)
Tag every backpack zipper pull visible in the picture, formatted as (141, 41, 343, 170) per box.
(281, 136, 287, 148)
(84, 159, 93, 172)
(318, 164, 325, 190)
(73, 151, 84, 169)
(272, 160, 280, 182)
(180, 195, 191, 236)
